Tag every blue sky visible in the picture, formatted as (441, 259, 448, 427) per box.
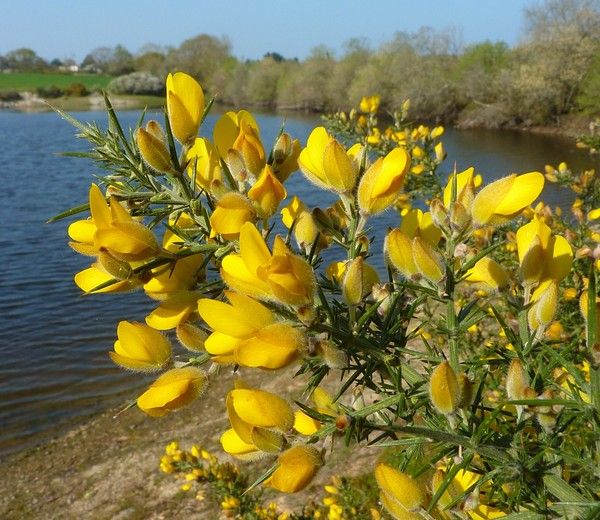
(1, 0, 533, 61)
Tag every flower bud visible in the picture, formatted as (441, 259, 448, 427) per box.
(136, 124, 173, 174)
(528, 279, 558, 334)
(506, 359, 529, 400)
(429, 361, 460, 415)
(429, 198, 449, 229)
(342, 257, 379, 305)
(449, 201, 471, 231)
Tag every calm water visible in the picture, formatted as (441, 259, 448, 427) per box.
(0, 108, 595, 458)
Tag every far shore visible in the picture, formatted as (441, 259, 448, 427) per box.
(0, 91, 594, 140)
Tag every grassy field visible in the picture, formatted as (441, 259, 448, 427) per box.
(0, 72, 113, 91)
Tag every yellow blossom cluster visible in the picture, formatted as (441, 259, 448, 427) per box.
(62, 70, 600, 517)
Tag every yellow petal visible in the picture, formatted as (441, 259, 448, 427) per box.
(221, 254, 271, 299)
(95, 221, 160, 261)
(464, 257, 509, 291)
(443, 167, 474, 208)
(111, 321, 171, 371)
(293, 410, 321, 435)
(137, 367, 207, 417)
(298, 127, 330, 189)
(375, 464, 427, 512)
(429, 361, 460, 414)
(412, 237, 444, 283)
(239, 222, 271, 273)
(74, 265, 136, 293)
(248, 164, 287, 217)
(385, 229, 418, 278)
(213, 110, 259, 158)
(209, 192, 255, 240)
(267, 445, 322, 493)
(235, 323, 303, 369)
(198, 292, 273, 337)
(230, 388, 294, 430)
(166, 72, 204, 145)
(89, 183, 111, 229)
(205, 331, 244, 356)
(220, 428, 259, 458)
(546, 235, 573, 281)
(68, 219, 97, 243)
(145, 291, 198, 330)
(322, 138, 357, 192)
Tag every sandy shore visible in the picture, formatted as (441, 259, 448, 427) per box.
(0, 369, 377, 519)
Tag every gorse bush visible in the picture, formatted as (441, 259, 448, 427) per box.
(57, 72, 600, 519)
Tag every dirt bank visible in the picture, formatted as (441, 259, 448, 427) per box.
(0, 369, 377, 520)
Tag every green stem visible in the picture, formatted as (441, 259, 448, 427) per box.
(447, 298, 459, 372)
(518, 285, 532, 347)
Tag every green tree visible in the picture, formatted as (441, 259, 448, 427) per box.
(5, 48, 47, 72)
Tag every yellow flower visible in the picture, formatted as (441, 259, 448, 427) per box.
(280, 197, 328, 253)
(166, 72, 204, 145)
(429, 361, 460, 415)
(464, 257, 509, 291)
(471, 172, 545, 226)
(400, 209, 441, 246)
(298, 127, 358, 193)
(432, 468, 506, 519)
(197, 291, 304, 368)
(266, 445, 322, 493)
(528, 279, 558, 333)
(271, 132, 301, 182)
(516, 218, 572, 286)
(442, 167, 477, 209)
(342, 256, 380, 305)
(213, 110, 261, 159)
(221, 222, 316, 306)
(145, 291, 200, 330)
(293, 386, 339, 435)
(109, 321, 171, 371)
(136, 121, 173, 173)
(222, 384, 293, 458)
(233, 119, 266, 176)
(374, 463, 427, 520)
(79, 184, 160, 262)
(137, 367, 207, 417)
(73, 263, 141, 293)
(412, 237, 445, 283)
(185, 137, 222, 191)
(359, 95, 380, 113)
(209, 192, 256, 240)
(357, 148, 410, 215)
(248, 165, 287, 217)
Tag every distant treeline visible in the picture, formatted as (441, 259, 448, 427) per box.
(3, 0, 600, 126)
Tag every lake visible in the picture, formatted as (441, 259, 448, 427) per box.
(0, 107, 595, 458)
